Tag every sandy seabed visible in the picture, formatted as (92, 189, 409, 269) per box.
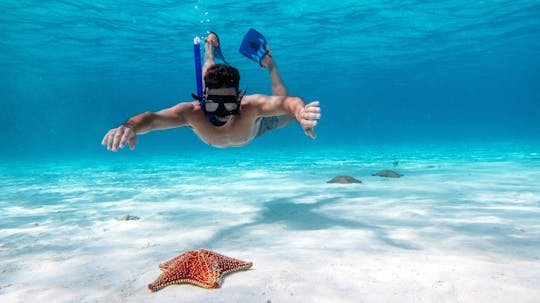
(1, 152, 539, 302)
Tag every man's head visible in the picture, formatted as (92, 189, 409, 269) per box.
(202, 64, 243, 123)
(204, 64, 240, 91)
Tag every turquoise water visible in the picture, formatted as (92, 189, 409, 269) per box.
(1, 1, 540, 302)
(1, 1, 539, 158)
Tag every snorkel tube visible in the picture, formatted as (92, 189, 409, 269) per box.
(193, 37, 212, 120)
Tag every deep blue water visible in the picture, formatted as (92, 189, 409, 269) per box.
(1, 0, 539, 159)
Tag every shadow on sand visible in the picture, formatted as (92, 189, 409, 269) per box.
(198, 194, 419, 250)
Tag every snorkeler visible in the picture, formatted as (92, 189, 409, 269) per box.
(101, 31, 321, 151)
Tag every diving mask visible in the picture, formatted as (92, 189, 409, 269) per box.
(203, 94, 240, 117)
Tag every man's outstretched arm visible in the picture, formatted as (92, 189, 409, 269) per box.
(101, 103, 193, 152)
(253, 95, 321, 139)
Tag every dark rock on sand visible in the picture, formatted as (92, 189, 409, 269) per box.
(372, 170, 403, 178)
(327, 176, 362, 184)
(117, 215, 140, 221)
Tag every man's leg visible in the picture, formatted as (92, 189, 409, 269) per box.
(262, 51, 294, 129)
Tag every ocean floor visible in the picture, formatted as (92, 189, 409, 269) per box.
(1, 146, 539, 302)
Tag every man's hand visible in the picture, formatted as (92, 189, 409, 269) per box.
(298, 101, 321, 139)
(101, 124, 138, 152)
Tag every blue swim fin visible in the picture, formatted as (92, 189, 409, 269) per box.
(209, 31, 228, 65)
(239, 28, 269, 66)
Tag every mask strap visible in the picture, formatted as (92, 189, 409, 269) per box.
(191, 93, 202, 101)
(238, 86, 248, 103)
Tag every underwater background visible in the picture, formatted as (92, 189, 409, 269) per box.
(2, 2, 540, 302)
(1, 0, 539, 159)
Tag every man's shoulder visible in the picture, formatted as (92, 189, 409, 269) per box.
(164, 101, 203, 120)
(242, 94, 268, 106)
(173, 101, 199, 112)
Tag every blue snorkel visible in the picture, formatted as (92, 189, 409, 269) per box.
(193, 34, 239, 126)
(193, 37, 203, 99)
(193, 37, 212, 120)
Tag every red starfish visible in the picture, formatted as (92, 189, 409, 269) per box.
(148, 249, 253, 291)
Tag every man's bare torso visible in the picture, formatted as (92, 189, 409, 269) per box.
(184, 96, 263, 148)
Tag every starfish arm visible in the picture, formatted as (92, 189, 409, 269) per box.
(148, 253, 194, 291)
(201, 249, 253, 274)
(148, 271, 217, 291)
(159, 250, 196, 271)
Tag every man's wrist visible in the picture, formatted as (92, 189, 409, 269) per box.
(122, 119, 137, 133)
(295, 107, 304, 123)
